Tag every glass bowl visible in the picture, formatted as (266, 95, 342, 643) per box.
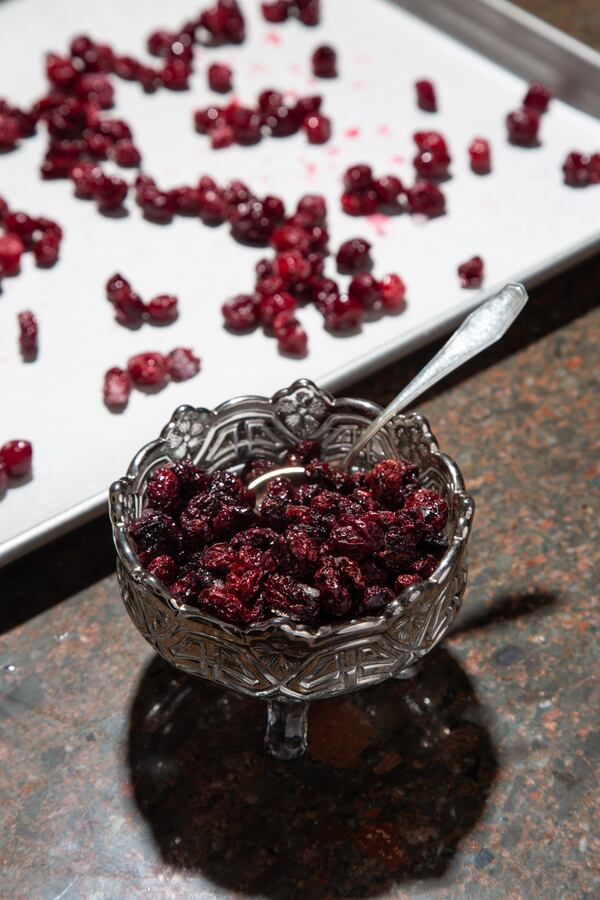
(109, 379, 474, 758)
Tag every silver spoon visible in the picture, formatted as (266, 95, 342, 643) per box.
(249, 282, 528, 496)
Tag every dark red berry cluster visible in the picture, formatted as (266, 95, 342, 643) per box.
(222, 195, 407, 355)
(194, 89, 330, 149)
(457, 256, 484, 288)
(341, 161, 446, 218)
(415, 79, 437, 112)
(562, 151, 600, 187)
(105, 273, 178, 326)
(261, 0, 320, 26)
(128, 443, 449, 627)
(506, 82, 552, 146)
(0, 440, 33, 494)
(18, 311, 39, 358)
(103, 349, 201, 410)
(0, 198, 62, 276)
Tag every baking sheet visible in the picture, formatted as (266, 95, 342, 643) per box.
(1, 0, 599, 565)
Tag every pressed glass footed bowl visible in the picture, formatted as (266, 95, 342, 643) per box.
(109, 379, 474, 759)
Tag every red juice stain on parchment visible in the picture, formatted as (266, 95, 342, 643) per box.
(344, 127, 360, 138)
(367, 213, 391, 236)
(264, 31, 282, 44)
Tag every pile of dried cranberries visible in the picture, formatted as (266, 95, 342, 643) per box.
(128, 441, 449, 627)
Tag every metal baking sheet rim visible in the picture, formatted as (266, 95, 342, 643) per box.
(2, 228, 599, 569)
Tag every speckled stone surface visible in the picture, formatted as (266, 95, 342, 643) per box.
(2, 4, 600, 898)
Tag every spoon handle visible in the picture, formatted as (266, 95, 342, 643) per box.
(343, 283, 528, 471)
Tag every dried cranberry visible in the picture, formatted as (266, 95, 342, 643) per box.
(129, 510, 179, 562)
(285, 440, 321, 466)
(273, 249, 311, 283)
(413, 146, 450, 180)
(208, 62, 233, 92)
(241, 457, 276, 485)
(261, 1, 289, 22)
(406, 181, 446, 217)
(374, 175, 403, 204)
(404, 488, 447, 532)
(147, 466, 182, 513)
(162, 59, 192, 91)
(0, 439, 33, 477)
(147, 555, 179, 586)
(344, 165, 373, 192)
(395, 573, 421, 591)
(416, 79, 437, 111)
(367, 459, 419, 508)
(213, 503, 256, 539)
(361, 585, 394, 613)
(562, 152, 591, 187)
(458, 255, 484, 288)
(296, 193, 327, 224)
(198, 587, 248, 624)
(303, 113, 331, 144)
(273, 311, 308, 355)
(77, 73, 114, 109)
(171, 572, 202, 605)
(230, 200, 274, 243)
(312, 45, 337, 78)
(293, 95, 322, 122)
(314, 558, 353, 618)
(411, 555, 438, 578)
(103, 367, 132, 409)
(172, 459, 209, 500)
(341, 190, 378, 216)
(211, 124, 235, 148)
(0, 233, 25, 276)
(4, 211, 35, 246)
(145, 294, 178, 323)
(166, 347, 201, 381)
(322, 294, 363, 331)
(111, 139, 142, 167)
(137, 187, 176, 222)
(506, 108, 540, 145)
(127, 351, 168, 386)
(262, 574, 320, 623)
(46, 53, 79, 89)
(261, 477, 297, 530)
(297, 0, 320, 26)
(111, 284, 145, 326)
(523, 82, 552, 113)
(258, 291, 296, 328)
(336, 237, 372, 273)
(91, 172, 128, 211)
(230, 106, 262, 144)
(114, 55, 141, 80)
(468, 138, 491, 174)
(170, 186, 201, 215)
(271, 223, 310, 254)
(348, 273, 381, 310)
(379, 274, 406, 311)
(0, 113, 19, 149)
(18, 311, 38, 357)
(198, 185, 226, 223)
(32, 233, 61, 267)
(222, 294, 259, 331)
(265, 102, 300, 137)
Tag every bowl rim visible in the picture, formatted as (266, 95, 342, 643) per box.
(109, 379, 475, 643)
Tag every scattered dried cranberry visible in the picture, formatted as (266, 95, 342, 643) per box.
(91, 171, 128, 211)
(208, 63, 233, 92)
(166, 347, 201, 381)
(0, 439, 33, 478)
(261, 1, 289, 22)
(222, 294, 259, 331)
(561, 151, 599, 187)
(18, 311, 38, 357)
(468, 137, 491, 174)
(415, 79, 437, 112)
(312, 45, 337, 78)
(0, 232, 25, 276)
(523, 82, 552, 113)
(322, 293, 363, 331)
(303, 112, 331, 144)
(111, 139, 142, 167)
(127, 351, 168, 386)
(0, 113, 20, 149)
(458, 255, 484, 288)
(336, 237, 372, 273)
(406, 181, 446, 217)
(413, 130, 451, 179)
(506, 107, 540, 146)
(379, 274, 406, 311)
(273, 311, 308, 355)
(348, 273, 381, 310)
(103, 367, 132, 408)
(146, 294, 178, 323)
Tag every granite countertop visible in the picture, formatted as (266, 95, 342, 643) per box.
(1, 3, 599, 898)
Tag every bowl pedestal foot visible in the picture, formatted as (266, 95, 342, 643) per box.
(265, 699, 309, 759)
